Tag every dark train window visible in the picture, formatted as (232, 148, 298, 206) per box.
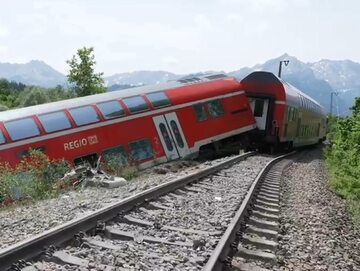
(146, 92, 171, 108)
(159, 123, 173, 151)
(170, 120, 184, 148)
(4, 117, 40, 141)
(129, 138, 153, 161)
(207, 100, 224, 118)
(69, 106, 100, 126)
(38, 111, 71, 133)
(193, 104, 207, 121)
(97, 100, 125, 119)
(253, 99, 264, 117)
(122, 96, 149, 113)
(103, 145, 128, 165)
(0, 131, 5, 144)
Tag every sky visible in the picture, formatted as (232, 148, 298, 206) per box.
(0, 0, 359, 76)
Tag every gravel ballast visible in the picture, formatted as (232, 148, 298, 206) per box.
(277, 148, 360, 271)
(0, 154, 269, 251)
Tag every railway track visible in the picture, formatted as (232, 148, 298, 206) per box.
(0, 152, 294, 271)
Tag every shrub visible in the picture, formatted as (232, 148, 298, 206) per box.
(101, 154, 138, 180)
(0, 150, 70, 206)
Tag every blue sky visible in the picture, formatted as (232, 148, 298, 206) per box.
(0, 0, 359, 75)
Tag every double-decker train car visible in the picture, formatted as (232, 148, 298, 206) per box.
(0, 74, 256, 168)
(241, 71, 327, 151)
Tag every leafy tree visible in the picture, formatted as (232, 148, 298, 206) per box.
(47, 85, 76, 102)
(16, 87, 50, 107)
(66, 47, 106, 97)
(0, 104, 9, 111)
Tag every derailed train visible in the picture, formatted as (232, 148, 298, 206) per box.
(0, 71, 326, 168)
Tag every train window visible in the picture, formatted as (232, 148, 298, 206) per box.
(193, 104, 207, 121)
(0, 131, 5, 144)
(103, 145, 128, 165)
(146, 92, 171, 108)
(69, 106, 100, 126)
(97, 100, 125, 119)
(38, 111, 71, 133)
(129, 138, 153, 161)
(123, 96, 149, 113)
(4, 117, 40, 141)
(159, 123, 173, 151)
(253, 99, 264, 117)
(207, 100, 224, 118)
(170, 120, 185, 148)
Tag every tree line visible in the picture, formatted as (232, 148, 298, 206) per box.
(325, 97, 360, 225)
(0, 47, 106, 111)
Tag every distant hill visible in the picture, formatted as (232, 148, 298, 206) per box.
(0, 60, 66, 87)
(1, 55, 359, 115)
(229, 54, 360, 115)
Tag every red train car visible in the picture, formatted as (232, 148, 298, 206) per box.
(241, 71, 327, 151)
(0, 74, 256, 168)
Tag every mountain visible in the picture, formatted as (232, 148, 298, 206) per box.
(0, 60, 66, 87)
(104, 71, 180, 87)
(1, 56, 359, 115)
(229, 54, 360, 115)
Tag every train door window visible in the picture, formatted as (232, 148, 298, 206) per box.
(253, 99, 265, 117)
(159, 123, 174, 151)
(97, 100, 125, 119)
(0, 130, 5, 144)
(146, 92, 171, 108)
(207, 100, 224, 118)
(103, 145, 128, 165)
(129, 138, 153, 161)
(123, 96, 149, 113)
(193, 104, 207, 121)
(69, 106, 100, 126)
(38, 111, 71, 133)
(4, 117, 40, 141)
(170, 120, 185, 148)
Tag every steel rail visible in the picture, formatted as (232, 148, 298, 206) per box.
(203, 151, 296, 271)
(0, 151, 256, 271)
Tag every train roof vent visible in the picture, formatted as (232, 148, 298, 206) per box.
(204, 74, 228, 80)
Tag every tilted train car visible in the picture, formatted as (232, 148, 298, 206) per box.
(241, 71, 327, 151)
(0, 74, 256, 168)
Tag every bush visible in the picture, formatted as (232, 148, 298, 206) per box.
(0, 150, 70, 206)
(101, 155, 138, 180)
(325, 99, 360, 226)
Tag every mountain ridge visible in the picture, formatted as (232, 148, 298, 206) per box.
(0, 55, 359, 115)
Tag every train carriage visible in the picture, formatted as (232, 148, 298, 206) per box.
(241, 71, 327, 151)
(0, 74, 256, 168)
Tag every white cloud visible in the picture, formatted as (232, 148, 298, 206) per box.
(194, 14, 212, 29)
(0, 21, 9, 38)
(225, 13, 242, 22)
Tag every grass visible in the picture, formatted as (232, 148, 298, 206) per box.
(324, 150, 360, 228)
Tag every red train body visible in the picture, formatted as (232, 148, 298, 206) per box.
(0, 74, 256, 168)
(241, 71, 327, 151)
(0, 72, 327, 168)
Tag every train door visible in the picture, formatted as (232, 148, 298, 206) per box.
(249, 98, 269, 130)
(152, 112, 188, 161)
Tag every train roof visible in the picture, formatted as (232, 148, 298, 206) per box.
(0, 73, 232, 122)
(241, 71, 325, 111)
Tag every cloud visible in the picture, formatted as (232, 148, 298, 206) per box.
(0, 21, 9, 38)
(225, 13, 242, 22)
(162, 56, 178, 65)
(194, 14, 212, 29)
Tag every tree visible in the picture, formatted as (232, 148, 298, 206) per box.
(16, 87, 50, 107)
(66, 47, 106, 97)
